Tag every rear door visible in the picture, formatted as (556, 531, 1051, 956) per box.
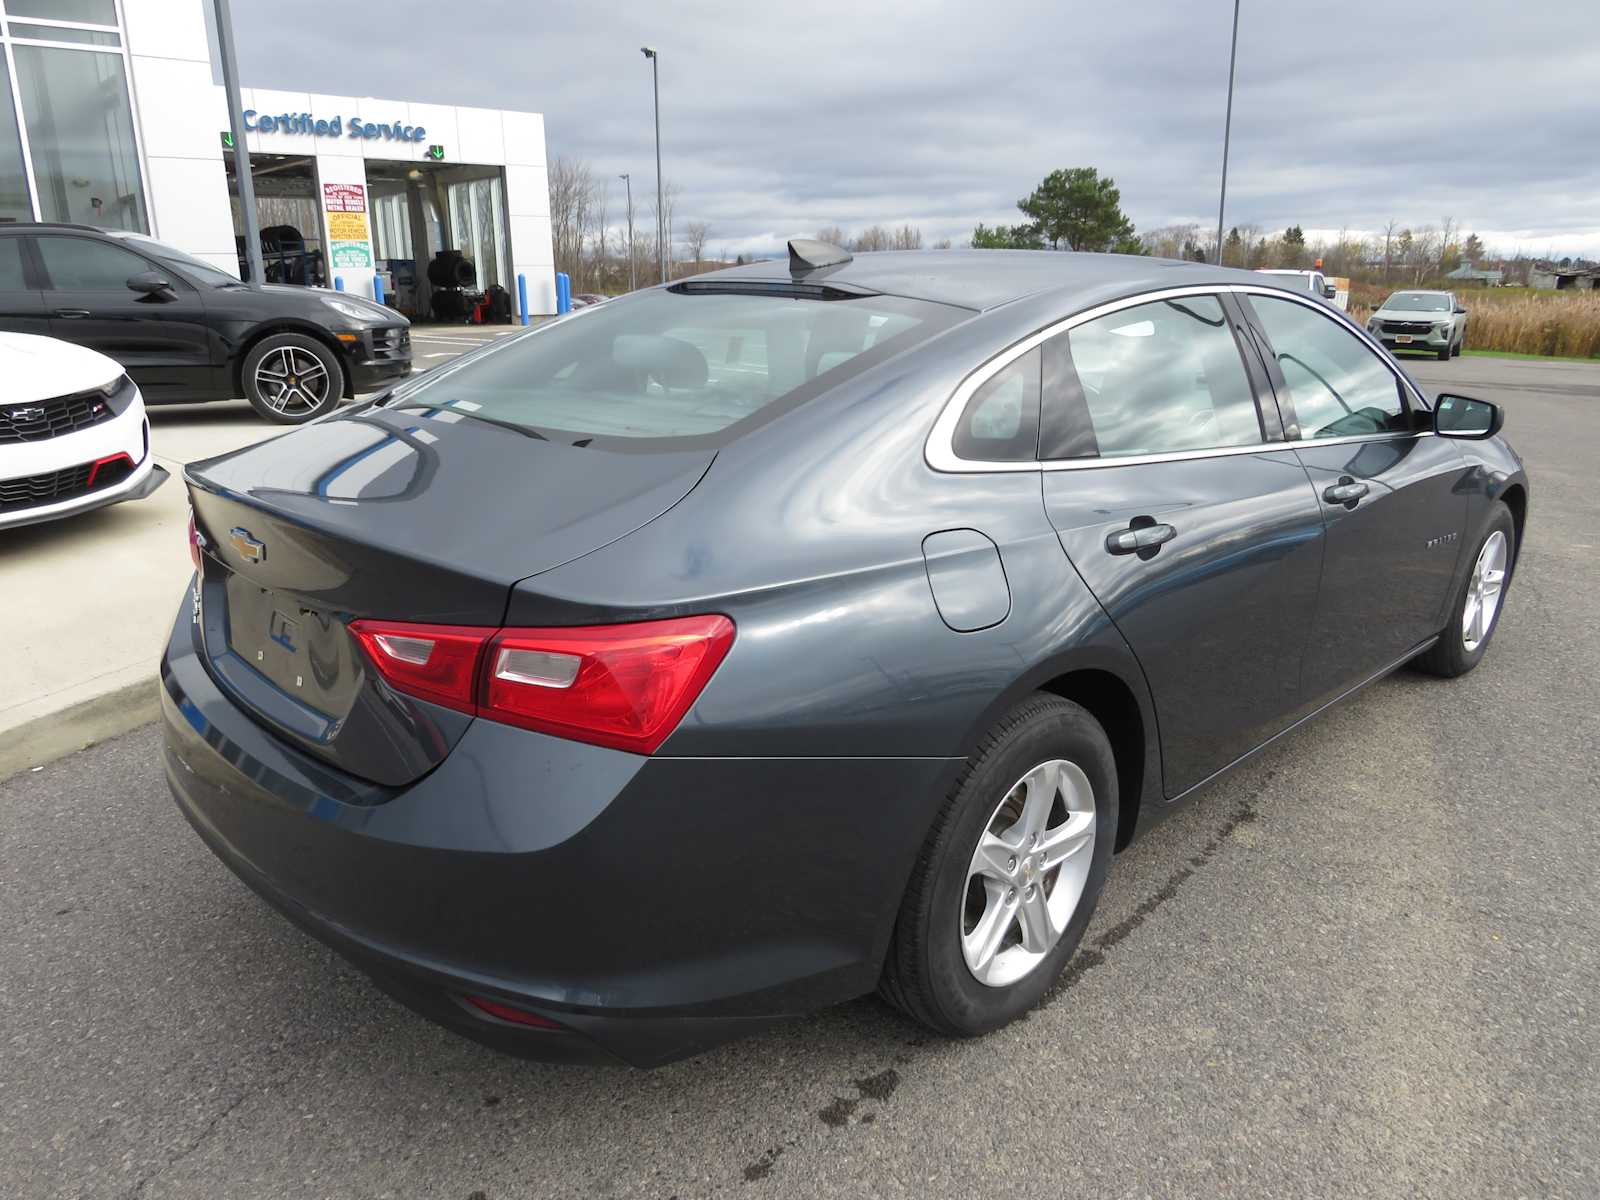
(1239, 290, 1468, 711)
(1038, 291, 1326, 796)
(0, 235, 48, 336)
(35, 233, 216, 400)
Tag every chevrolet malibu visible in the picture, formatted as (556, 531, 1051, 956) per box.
(162, 245, 1528, 1066)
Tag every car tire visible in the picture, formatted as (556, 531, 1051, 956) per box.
(1436, 342, 1452, 361)
(879, 693, 1117, 1037)
(241, 333, 345, 424)
(1452, 337, 1463, 358)
(1414, 501, 1516, 678)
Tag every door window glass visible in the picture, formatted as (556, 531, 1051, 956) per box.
(0, 61, 30, 222)
(1247, 294, 1407, 438)
(0, 238, 27, 290)
(12, 44, 147, 231)
(36, 235, 151, 290)
(952, 347, 1040, 462)
(1049, 295, 1262, 457)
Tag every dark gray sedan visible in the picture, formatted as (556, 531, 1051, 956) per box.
(162, 245, 1528, 1066)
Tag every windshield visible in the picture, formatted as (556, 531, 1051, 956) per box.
(385, 287, 963, 449)
(1383, 292, 1450, 312)
(112, 233, 242, 287)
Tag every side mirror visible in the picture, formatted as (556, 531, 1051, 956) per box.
(1320, 282, 1335, 298)
(1454, 305, 1467, 315)
(1434, 393, 1502, 440)
(127, 271, 173, 297)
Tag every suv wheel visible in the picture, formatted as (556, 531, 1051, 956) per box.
(880, 694, 1117, 1037)
(242, 333, 345, 423)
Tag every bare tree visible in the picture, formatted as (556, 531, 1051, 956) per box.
(648, 180, 680, 278)
(549, 156, 596, 284)
(853, 225, 892, 252)
(892, 224, 923, 250)
(932, 237, 952, 249)
(815, 225, 849, 247)
(1381, 219, 1399, 281)
(683, 220, 710, 270)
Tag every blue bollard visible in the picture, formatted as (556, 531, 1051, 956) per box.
(373, 273, 385, 305)
(556, 271, 571, 315)
(333, 276, 345, 292)
(517, 273, 529, 326)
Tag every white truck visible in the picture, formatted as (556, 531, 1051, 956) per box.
(1255, 268, 1349, 311)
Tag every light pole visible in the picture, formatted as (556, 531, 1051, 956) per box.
(641, 46, 665, 284)
(213, 0, 262, 286)
(620, 172, 635, 291)
(1214, 0, 1241, 267)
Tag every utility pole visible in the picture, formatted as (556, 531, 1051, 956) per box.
(620, 172, 635, 291)
(641, 47, 665, 284)
(1215, 0, 1240, 267)
(213, 0, 263, 286)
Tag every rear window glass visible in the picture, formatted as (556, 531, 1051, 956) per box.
(388, 287, 962, 450)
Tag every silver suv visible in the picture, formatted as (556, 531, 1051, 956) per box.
(1367, 289, 1468, 361)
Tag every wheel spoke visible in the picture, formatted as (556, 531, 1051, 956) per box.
(971, 832, 1016, 884)
(1016, 762, 1059, 841)
(1036, 811, 1096, 873)
(1016, 885, 1056, 953)
(963, 883, 1014, 976)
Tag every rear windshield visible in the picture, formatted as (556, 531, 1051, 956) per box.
(1384, 292, 1450, 311)
(386, 287, 963, 450)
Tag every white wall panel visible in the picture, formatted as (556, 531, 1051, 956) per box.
(122, 0, 212, 62)
(455, 107, 505, 166)
(129, 58, 222, 160)
(143, 157, 236, 263)
(501, 111, 547, 167)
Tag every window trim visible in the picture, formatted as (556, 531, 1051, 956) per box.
(925, 283, 1429, 474)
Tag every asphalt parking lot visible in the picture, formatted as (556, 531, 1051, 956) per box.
(2, 354, 1596, 1199)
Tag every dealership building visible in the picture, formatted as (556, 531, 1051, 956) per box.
(0, 0, 558, 314)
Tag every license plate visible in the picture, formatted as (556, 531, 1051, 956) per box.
(1395, 335, 1413, 344)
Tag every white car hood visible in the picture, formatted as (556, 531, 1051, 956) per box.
(0, 332, 123, 404)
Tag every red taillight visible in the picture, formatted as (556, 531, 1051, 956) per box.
(483, 615, 735, 754)
(347, 614, 735, 754)
(348, 619, 490, 713)
(187, 510, 203, 572)
(461, 994, 563, 1029)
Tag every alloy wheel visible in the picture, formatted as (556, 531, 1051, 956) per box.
(1462, 530, 1507, 652)
(960, 758, 1097, 988)
(255, 346, 331, 416)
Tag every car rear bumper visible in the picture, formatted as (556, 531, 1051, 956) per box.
(159, 600, 952, 1066)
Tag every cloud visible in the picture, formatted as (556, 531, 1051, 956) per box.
(232, 0, 1600, 257)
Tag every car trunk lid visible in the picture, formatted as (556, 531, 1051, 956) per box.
(187, 402, 713, 785)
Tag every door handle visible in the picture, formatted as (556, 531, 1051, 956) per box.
(1106, 521, 1176, 555)
(1322, 476, 1370, 507)
(54, 308, 90, 319)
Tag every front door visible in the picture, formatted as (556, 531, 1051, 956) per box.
(1239, 290, 1469, 712)
(1037, 292, 1326, 796)
(34, 234, 215, 400)
(0, 236, 48, 336)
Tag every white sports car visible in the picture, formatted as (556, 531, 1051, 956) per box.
(0, 332, 167, 529)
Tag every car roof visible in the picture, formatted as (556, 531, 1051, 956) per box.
(682, 250, 1310, 312)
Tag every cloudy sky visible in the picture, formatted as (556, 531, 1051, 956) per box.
(234, 0, 1600, 259)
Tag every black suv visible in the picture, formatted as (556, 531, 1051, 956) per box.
(0, 223, 411, 424)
